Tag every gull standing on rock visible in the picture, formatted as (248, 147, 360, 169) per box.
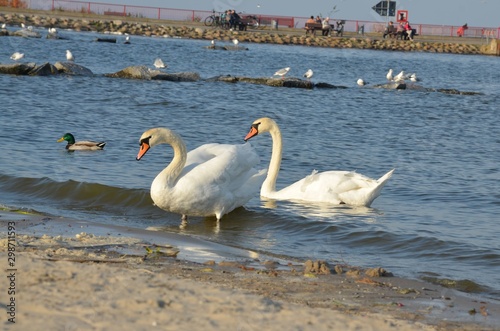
(154, 58, 167, 69)
(1, 23, 6, 29)
(66, 50, 75, 62)
(10, 52, 24, 61)
(303, 69, 313, 80)
(394, 70, 405, 82)
(386, 69, 393, 81)
(273, 67, 290, 79)
(232, 38, 239, 45)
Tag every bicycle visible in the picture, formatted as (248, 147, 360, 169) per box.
(204, 10, 228, 29)
(204, 10, 220, 26)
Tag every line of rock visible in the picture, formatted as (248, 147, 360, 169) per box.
(1, 12, 497, 56)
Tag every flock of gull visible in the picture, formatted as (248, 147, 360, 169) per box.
(5, 25, 419, 88)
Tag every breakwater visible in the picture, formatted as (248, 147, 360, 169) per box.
(1, 12, 498, 56)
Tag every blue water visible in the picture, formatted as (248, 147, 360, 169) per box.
(1, 28, 499, 298)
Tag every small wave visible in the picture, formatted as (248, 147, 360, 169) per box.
(0, 174, 154, 213)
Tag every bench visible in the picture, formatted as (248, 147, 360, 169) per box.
(104, 11, 126, 17)
(383, 26, 398, 39)
(305, 22, 322, 35)
(305, 21, 344, 37)
(238, 15, 258, 31)
(399, 29, 417, 40)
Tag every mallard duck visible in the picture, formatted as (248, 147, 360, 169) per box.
(57, 133, 106, 150)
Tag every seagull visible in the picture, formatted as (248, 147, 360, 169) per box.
(211, 39, 216, 46)
(154, 58, 167, 69)
(273, 67, 290, 79)
(124, 35, 130, 44)
(357, 78, 366, 86)
(48, 27, 57, 34)
(409, 73, 419, 82)
(394, 70, 405, 82)
(232, 38, 239, 45)
(10, 52, 24, 61)
(21, 23, 25, 29)
(303, 69, 313, 80)
(386, 69, 393, 81)
(1, 23, 6, 29)
(66, 50, 75, 62)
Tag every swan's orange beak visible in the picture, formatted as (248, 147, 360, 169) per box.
(244, 127, 258, 141)
(136, 142, 150, 160)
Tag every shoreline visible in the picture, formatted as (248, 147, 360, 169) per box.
(1, 209, 499, 330)
(1, 8, 499, 56)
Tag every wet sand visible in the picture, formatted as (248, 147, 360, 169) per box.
(1, 210, 499, 330)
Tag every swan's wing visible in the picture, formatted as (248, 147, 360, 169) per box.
(180, 142, 261, 190)
(271, 169, 393, 207)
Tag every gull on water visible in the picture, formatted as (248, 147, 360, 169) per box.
(66, 50, 75, 62)
(1, 23, 6, 29)
(124, 35, 130, 44)
(273, 67, 290, 78)
(10, 52, 24, 61)
(303, 69, 313, 80)
(211, 39, 216, 45)
(154, 58, 167, 69)
(357, 78, 366, 86)
(21, 23, 25, 29)
(232, 38, 239, 45)
(386, 69, 393, 81)
(48, 27, 57, 34)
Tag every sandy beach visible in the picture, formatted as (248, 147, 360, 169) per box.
(1, 210, 499, 330)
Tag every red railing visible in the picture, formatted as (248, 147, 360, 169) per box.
(13, 0, 500, 39)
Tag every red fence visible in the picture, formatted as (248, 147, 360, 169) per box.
(14, 0, 500, 39)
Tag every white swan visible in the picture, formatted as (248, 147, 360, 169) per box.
(136, 127, 266, 221)
(244, 117, 394, 207)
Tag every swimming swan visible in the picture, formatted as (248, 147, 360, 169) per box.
(136, 127, 266, 221)
(244, 117, 394, 207)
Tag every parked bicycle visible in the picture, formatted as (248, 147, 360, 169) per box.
(204, 10, 227, 29)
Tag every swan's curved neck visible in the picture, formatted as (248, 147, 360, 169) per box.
(156, 131, 187, 187)
(262, 123, 282, 195)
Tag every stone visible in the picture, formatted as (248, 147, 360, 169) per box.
(105, 65, 152, 79)
(29, 62, 59, 76)
(0, 62, 37, 75)
(54, 62, 94, 76)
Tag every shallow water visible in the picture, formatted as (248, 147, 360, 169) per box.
(1, 28, 499, 298)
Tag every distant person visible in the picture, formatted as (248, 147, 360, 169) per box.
(404, 21, 414, 40)
(229, 10, 241, 30)
(383, 21, 396, 38)
(457, 23, 468, 37)
(305, 15, 316, 34)
(321, 17, 331, 36)
(315, 15, 322, 23)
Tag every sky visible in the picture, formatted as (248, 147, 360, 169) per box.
(106, 0, 499, 27)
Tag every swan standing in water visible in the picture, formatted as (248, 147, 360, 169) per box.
(244, 117, 394, 207)
(136, 128, 266, 222)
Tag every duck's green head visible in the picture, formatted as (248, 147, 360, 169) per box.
(57, 133, 75, 144)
